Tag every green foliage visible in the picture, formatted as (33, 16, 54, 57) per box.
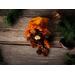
(57, 16, 75, 46)
(64, 53, 75, 65)
(5, 9, 23, 26)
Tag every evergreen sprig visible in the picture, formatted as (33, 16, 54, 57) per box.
(57, 16, 75, 46)
(5, 9, 23, 26)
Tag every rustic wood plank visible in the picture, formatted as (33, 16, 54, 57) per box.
(0, 28, 24, 31)
(0, 41, 64, 48)
(0, 41, 30, 46)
